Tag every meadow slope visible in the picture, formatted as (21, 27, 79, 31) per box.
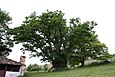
(28, 62, 115, 77)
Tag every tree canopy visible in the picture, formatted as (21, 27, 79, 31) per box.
(0, 9, 13, 56)
(69, 18, 109, 66)
(10, 10, 110, 71)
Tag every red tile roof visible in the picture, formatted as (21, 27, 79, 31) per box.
(0, 56, 23, 66)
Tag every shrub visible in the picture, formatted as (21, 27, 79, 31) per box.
(43, 64, 48, 71)
(27, 64, 40, 71)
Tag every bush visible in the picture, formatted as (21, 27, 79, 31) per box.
(27, 64, 41, 71)
(43, 64, 48, 71)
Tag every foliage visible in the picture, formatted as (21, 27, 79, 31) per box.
(68, 18, 110, 66)
(43, 64, 48, 71)
(11, 10, 69, 71)
(27, 64, 40, 71)
(10, 10, 110, 70)
(0, 9, 13, 56)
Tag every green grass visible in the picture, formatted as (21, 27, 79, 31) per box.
(28, 62, 115, 77)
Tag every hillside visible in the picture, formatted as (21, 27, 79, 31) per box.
(28, 62, 115, 77)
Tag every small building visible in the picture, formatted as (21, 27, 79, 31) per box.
(0, 56, 26, 77)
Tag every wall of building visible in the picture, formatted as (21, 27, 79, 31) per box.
(5, 71, 20, 77)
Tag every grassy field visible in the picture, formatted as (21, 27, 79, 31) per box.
(28, 62, 115, 77)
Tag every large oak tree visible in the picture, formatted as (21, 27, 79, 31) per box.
(11, 10, 110, 70)
(12, 11, 70, 71)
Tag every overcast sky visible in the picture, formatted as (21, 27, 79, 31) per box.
(0, 0, 115, 66)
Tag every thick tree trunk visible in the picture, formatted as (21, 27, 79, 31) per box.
(80, 60, 85, 67)
(49, 56, 67, 71)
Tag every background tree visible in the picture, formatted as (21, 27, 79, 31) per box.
(69, 18, 110, 66)
(0, 9, 13, 56)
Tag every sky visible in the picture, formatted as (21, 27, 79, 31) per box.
(0, 0, 115, 66)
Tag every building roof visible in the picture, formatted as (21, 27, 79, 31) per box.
(0, 56, 23, 66)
